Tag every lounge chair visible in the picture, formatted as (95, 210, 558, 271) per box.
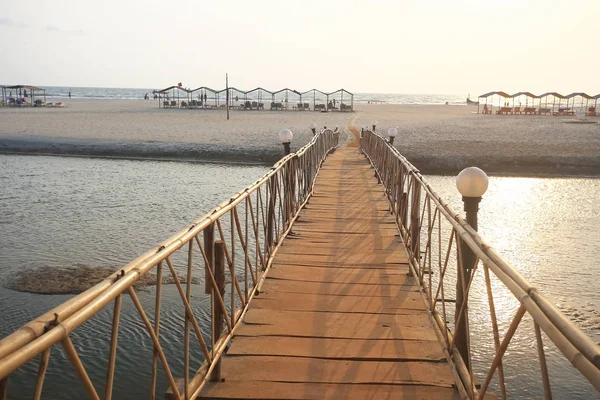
(340, 103, 352, 112)
(538, 107, 551, 115)
(163, 101, 170, 108)
(523, 107, 536, 115)
(170, 100, 177, 108)
(181, 101, 187, 108)
(303, 103, 310, 111)
(586, 107, 597, 117)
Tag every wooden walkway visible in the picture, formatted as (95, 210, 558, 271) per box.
(199, 147, 457, 399)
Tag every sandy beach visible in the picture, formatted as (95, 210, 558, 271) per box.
(1, 99, 599, 175)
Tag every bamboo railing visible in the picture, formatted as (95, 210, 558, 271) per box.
(360, 129, 600, 399)
(0, 128, 340, 400)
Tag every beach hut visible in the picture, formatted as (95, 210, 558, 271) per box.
(1, 85, 46, 106)
(565, 92, 594, 114)
(327, 89, 354, 112)
(157, 85, 191, 109)
(477, 91, 511, 114)
(186, 86, 220, 109)
(590, 94, 600, 116)
(244, 87, 272, 110)
(271, 88, 301, 111)
(538, 92, 566, 115)
(510, 92, 539, 115)
(301, 89, 328, 112)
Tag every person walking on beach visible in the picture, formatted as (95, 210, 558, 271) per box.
(68, 90, 71, 99)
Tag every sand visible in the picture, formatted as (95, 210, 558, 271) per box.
(1, 99, 599, 175)
(8, 265, 199, 295)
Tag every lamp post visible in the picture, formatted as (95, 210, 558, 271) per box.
(387, 127, 398, 145)
(454, 167, 489, 372)
(372, 120, 377, 131)
(309, 122, 317, 136)
(279, 129, 293, 155)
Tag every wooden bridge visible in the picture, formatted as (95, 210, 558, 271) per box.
(199, 147, 456, 399)
(0, 128, 599, 399)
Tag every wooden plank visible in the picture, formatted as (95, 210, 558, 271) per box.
(274, 252, 407, 265)
(267, 265, 411, 284)
(243, 309, 431, 329)
(220, 356, 455, 387)
(227, 336, 446, 361)
(260, 279, 418, 297)
(252, 291, 427, 313)
(236, 319, 438, 341)
(199, 381, 456, 399)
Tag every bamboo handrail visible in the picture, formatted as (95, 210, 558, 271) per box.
(360, 129, 600, 396)
(0, 128, 340, 398)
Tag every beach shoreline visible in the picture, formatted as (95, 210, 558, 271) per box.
(1, 99, 599, 176)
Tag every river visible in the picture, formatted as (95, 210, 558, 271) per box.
(0, 154, 598, 399)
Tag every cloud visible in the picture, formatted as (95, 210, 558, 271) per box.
(0, 17, 29, 28)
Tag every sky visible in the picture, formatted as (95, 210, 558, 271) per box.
(1, 0, 599, 95)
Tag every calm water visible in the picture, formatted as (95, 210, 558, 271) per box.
(1, 154, 599, 399)
(36, 86, 468, 105)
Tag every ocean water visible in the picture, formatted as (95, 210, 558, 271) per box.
(34, 86, 468, 105)
(0, 154, 599, 398)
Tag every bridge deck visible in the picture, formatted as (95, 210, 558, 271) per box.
(199, 147, 457, 399)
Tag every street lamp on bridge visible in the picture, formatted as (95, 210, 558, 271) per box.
(454, 166, 489, 372)
(279, 129, 293, 155)
(387, 127, 398, 145)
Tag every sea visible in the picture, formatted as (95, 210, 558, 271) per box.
(32, 86, 469, 105)
(0, 88, 599, 399)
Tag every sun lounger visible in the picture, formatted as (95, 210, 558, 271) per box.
(340, 103, 352, 111)
(496, 106, 512, 115)
(553, 108, 575, 116)
(586, 107, 597, 117)
(523, 107, 536, 115)
(538, 107, 551, 115)
(170, 101, 177, 108)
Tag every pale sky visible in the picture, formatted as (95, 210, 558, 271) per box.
(1, 0, 599, 95)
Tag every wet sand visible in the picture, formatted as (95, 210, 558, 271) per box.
(1, 99, 599, 175)
(8, 265, 199, 295)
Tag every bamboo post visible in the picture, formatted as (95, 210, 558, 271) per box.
(150, 262, 162, 400)
(0, 377, 7, 400)
(104, 294, 122, 400)
(210, 241, 226, 382)
(204, 224, 215, 294)
(410, 178, 421, 274)
(34, 348, 50, 400)
(61, 337, 101, 400)
(400, 192, 408, 230)
(266, 178, 276, 252)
